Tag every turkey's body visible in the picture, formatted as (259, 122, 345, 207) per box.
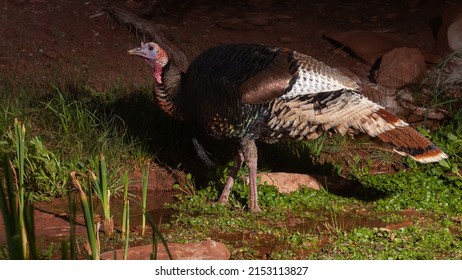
(129, 42, 448, 212)
(184, 44, 360, 143)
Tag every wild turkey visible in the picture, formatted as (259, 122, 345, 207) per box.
(129, 42, 448, 212)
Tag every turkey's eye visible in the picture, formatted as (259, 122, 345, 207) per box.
(148, 46, 154, 51)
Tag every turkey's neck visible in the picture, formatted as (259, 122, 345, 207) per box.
(153, 59, 184, 121)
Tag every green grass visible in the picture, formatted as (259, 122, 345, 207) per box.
(0, 77, 155, 202)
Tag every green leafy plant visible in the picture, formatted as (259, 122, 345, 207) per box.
(0, 119, 37, 259)
(172, 173, 196, 196)
(90, 155, 113, 236)
(1, 120, 69, 202)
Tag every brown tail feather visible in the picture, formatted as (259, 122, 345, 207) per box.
(377, 125, 447, 163)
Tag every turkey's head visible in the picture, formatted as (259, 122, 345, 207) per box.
(129, 42, 169, 84)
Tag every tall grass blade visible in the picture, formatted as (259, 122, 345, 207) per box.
(14, 119, 28, 258)
(141, 161, 150, 236)
(61, 240, 69, 260)
(91, 155, 113, 236)
(99, 154, 113, 236)
(67, 186, 77, 260)
(14, 119, 25, 187)
(0, 156, 23, 259)
(151, 229, 158, 260)
(24, 202, 37, 259)
(121, 171, 129, 240)
(0, 158, 36, 259)
(143, 210, 171, 260)
(71, 171, 100, 260)
(123, 200, 130, 260)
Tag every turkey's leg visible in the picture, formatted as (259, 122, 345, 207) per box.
(217, 150, 244, 204)
(241, 138, 261, 213)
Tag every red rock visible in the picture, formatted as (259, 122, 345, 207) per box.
(100, 239, 230, 260)
(255, 172, 321, 193)
(324, 31, 415, 65)
(376, 47, 427, 89)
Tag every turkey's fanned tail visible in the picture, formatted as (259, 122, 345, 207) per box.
(372, 109, 448, 163)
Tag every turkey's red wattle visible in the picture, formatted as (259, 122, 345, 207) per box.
(153, 62, 163, 84)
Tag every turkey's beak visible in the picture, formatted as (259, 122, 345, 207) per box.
(128, 47, 147, 58)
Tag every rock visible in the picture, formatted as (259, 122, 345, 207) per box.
(434, 5, 462, 55)
(255, 172, 321, 193)
(448, 18, 462, 51)
(375, 47, 427, 89)
(324, 31, 414, 65)
(100, 239, 230, 260)
(216, 18, 254, 32)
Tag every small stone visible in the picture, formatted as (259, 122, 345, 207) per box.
(100, 239, 230, 260)
(254, 172, 321, 194)
(376, 47, 427, 89)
